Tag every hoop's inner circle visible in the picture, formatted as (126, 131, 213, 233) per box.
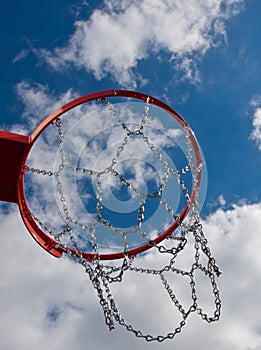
(22, 92, 206, 259)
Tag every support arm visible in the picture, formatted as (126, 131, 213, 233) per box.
(0, 130, 31, 203)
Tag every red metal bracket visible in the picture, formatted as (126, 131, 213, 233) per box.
(0, 131, 31, 203)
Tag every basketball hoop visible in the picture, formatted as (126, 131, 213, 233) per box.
(0, 90, 221, 341)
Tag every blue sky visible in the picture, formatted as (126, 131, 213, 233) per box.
(1, 0, 260, 210)
(1, 1, 261, 349)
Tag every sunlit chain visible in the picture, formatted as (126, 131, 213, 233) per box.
(24, 96, 221, 342)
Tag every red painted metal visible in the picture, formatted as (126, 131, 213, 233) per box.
(0, 90, 202, 261)
(0, 131, 31, 203)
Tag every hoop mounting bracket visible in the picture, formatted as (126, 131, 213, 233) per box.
(0, 131, 31, 203)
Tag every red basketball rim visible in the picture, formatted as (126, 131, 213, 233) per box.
(17, 90, 203, 260)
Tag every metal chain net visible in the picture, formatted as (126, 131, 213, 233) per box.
(25, 96, 221, 342)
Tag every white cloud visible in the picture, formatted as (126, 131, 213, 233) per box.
(217, 194, 226, 206)
(12, 48, 31, 63)
(202, 203, 261, 349)
(250, 96, 261, 108)
(1, 200, 261, 349)
(250, 106, 261, 151)
(34, 0, 244, 87)
(12, 81, 75, 135)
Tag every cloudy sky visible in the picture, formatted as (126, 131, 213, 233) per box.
(1, 0, 261, 349)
